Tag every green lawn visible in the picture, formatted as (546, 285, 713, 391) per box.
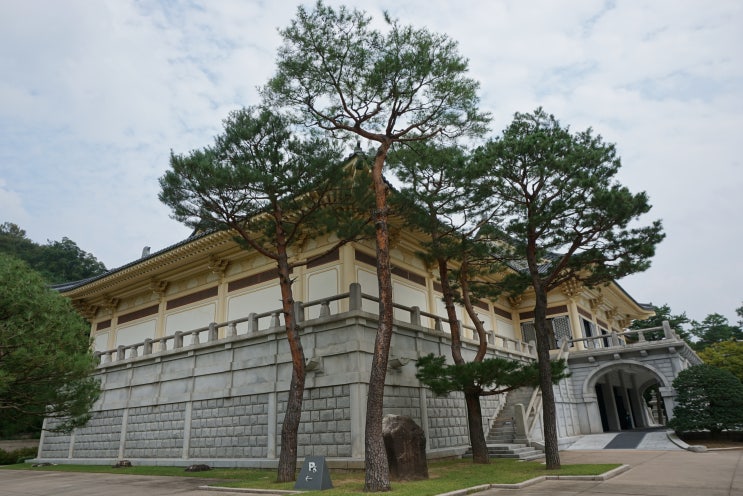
(2, 458, 621, 495)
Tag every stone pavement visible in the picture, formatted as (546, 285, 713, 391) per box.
(0, 470, 284, 496)
(564, 429, 684, 450)
(475, 449, 743, 496)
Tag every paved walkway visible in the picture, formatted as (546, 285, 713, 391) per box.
(564, 429, 684, 450)
(477, 449, 743, 496)
(0, 470, 277, 496)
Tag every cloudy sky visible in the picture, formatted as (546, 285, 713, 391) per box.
(1, 1, 741, 324)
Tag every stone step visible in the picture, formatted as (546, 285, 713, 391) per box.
(463, 442, 544, 461)
(486, 444, 530, 453)
(495, 451, 544, 461)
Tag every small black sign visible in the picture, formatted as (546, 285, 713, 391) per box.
(294, 455, 333, 491)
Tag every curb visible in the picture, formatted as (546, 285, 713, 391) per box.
(666, 430, 707, 452)
(201, 464, 632, 495)
(199, 486, 300, 494)
(429, 464, 632, 496)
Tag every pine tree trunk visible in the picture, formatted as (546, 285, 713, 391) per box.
(275, 239, 306, 482)
(465, 390, 490, 464)
(438, 259, 489, 463)
(533, 288, 561, 470)
(364, 146, 393, 492)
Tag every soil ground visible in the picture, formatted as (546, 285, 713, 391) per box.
(679, 432, 743, 449)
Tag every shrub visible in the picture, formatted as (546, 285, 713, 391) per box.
(669, 364, 743, 434)
(0, 447, 38, 465)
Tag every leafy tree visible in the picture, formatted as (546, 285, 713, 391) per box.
(159, 106, 371, 482)
(737, 303, 743, 328)
(669, 364, 743, 434)
(36, 238, 107, 284)
(471, 108, 665, 469)
(689, 313, 743, 351)
(629, 303, 690, 342)
(698, 341, 743, 383)
(416, 354, 568, 403)
(0, 253, 100, 435)
(0, 222, 107, 284)
(268, 2, 488, 490)
(390, 141, 515, 462)
(0, 222, 39, 262)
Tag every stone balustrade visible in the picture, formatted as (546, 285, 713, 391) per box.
(93, 283, 536, 366)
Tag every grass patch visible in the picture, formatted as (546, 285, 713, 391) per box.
(1, 458, 620, 495)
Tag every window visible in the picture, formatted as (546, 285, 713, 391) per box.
(582, 318, 599, 348)
(521, 315, 572, 350)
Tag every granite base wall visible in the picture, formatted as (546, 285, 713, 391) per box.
(37, 313, 526, 467)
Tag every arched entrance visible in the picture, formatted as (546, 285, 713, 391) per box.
(581, 360, 675, 433)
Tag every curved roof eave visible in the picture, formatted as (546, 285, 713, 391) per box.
(53, 229, 229, 297)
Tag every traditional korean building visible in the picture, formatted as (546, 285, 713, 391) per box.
(37, 221, 700, 467)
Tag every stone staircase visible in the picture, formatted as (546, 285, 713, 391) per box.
(463, 387, 544, 461)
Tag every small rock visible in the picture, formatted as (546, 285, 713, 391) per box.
(185, 464, 211, 472)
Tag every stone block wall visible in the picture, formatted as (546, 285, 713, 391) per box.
(125, 403, 185, 458)
(190, 395, 269, 459)
(37, 418, 74, 459)
(37, 314, 522, 466)
(426, 391, 469, 449)
(288, 385, 352, 458)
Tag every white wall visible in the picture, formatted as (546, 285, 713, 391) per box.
(227, 283, 283, 333)
(165, 302, 216, 345)
(306, 268, 339, 319)
(115, 319, 156, 356)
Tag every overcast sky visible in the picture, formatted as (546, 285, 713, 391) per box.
(1, 1, 741, 324)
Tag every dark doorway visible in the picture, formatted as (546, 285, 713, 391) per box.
(595, 384, 609, 432)
(614, 386, 632, 430)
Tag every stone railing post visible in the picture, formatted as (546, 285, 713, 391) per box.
(143, 338, 153, 355)
(410, 306, 421, 326)
(637, 330, 646, 342)
(116, 345, 126, 361)
(174, 331, 184, 349)
(248, 313, 258, 334)
(208, 322, 218, 342)
(319, 300, 331, 318)
(610, 331, 620, 347)
(294, 301, 304, 323)
(349, 283, 362, 311)
(227, 322, 237, 338)
(93, 351, 102, 365)
(270, 312, 281, 328)
(662, 320, 674, 339)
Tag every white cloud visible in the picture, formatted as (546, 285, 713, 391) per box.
(0, 0, 740, 321)
(0, 179, 30, 227)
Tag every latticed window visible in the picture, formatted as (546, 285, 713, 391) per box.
(521, 321, 536, 344)
(551, 315, 572, 348)
(520, 316, 573, 350)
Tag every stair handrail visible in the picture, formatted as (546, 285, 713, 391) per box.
(521, 338, 571, 441)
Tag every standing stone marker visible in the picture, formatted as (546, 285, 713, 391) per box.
(382, 414, 428, 480)
(294, 456, 333, 491)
